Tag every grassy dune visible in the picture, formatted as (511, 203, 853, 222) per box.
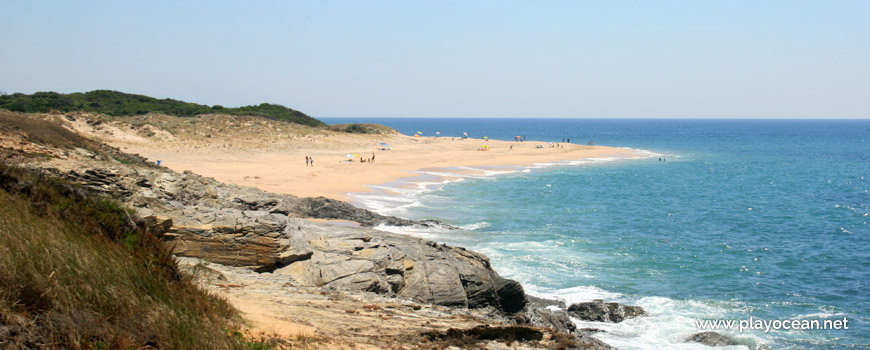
(0, 164, 267, 349)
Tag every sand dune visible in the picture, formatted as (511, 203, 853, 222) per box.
(62, 113, 635, 201)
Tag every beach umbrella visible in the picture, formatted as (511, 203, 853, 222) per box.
(482, 136, 488, 139)
(379, 142, 390, 147)
(416, 131, 422, 134)
(436, 132, 440, 135)
(515, 136, 521, 140)
(463, 132, 468, 137)
(482, 145, 489, 149)
(345, 153, 354, 158)
(414, 134, 420, 138)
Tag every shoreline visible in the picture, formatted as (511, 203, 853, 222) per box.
(60, 113, 644, 201)
(133, 140, 638, 202)
(345, 152, 652, 219)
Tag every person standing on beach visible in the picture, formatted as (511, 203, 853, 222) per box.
(310, 156, 314, 166)
(305, 156, 309, 167)
(372, 153, 375, 163)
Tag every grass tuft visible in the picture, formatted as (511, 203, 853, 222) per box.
(0, 163, 272, 349)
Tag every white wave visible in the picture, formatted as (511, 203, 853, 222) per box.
(571, 296, 769, 350)
(524, 284, 624, 303)
(414, 170, 474, 178)
(459, 221, 489, 230)
(354, 197, 423, 216)
(518, 285, 773, 350)
(372, 223, 471, 242)
(796, 312, 848, 319)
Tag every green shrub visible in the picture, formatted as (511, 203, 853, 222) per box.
(344, 123, 369, 133)
(0, 90, 326, 127)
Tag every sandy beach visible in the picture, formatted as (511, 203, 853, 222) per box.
(62, 114, 636, 201)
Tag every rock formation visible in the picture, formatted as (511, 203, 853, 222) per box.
(686, 331, 740, 347)
(51, 164, 526, 313)
(567, 299, 645, 323)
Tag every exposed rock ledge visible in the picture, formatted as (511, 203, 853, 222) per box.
(49, 164, 524, 313)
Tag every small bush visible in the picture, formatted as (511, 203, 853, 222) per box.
(344, 123, 368, 133)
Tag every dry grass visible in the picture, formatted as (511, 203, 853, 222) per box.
(0, 111, 97, 151)
(0, 111, 150, 165)
(0, 164, 270, 349)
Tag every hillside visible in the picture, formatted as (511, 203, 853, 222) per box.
(0, 90, 325, 127)
(0, 163, 285, 349)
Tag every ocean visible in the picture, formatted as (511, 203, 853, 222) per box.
(321, 118, 869, 349)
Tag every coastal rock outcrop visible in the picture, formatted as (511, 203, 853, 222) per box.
(514, 297, 614, 349)
(685, 331, 740, 347)
(300, 196, 452, 228)
(270, 222, 526, 312)
(567, 299, 645, 323)
(50, 164, 526, 313)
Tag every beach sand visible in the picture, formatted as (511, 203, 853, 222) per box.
(63, 114, 636, 201)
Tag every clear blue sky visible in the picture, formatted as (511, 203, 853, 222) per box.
(1, 1, 868, 118)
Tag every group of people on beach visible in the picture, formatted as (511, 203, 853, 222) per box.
(305, 156, 314, 167)
(333, 153, 377, 164)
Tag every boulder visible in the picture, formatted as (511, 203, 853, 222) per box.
(567, 299, 645, 323)
(515, 296, 575, 334)
(686, 332, 740, 347)
(300, 196, 452, 228)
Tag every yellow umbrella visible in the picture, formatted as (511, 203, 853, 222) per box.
(482, 145, 489, 149)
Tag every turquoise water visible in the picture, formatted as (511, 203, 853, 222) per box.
(323, 118, 869, 349)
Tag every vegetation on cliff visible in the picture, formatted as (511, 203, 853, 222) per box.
(0, 164, 271, 349)
(0, 90, 325, 127)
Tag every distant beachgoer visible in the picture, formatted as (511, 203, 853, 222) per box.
(310, 156, 314, 166)
(510, 145, 513, 150)
(372, 153, 375, 163)
(305, 156, 310, 167)
(567, 138, 570, 143)
(659, 157, 662, 161)
(562, 138, 565, 142)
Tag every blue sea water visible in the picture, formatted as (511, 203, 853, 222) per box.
(322, 118, 870, 349)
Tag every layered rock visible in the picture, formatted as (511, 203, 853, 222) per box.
(51, 164, 527, 313)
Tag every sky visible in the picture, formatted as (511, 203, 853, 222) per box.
(1, 1, 868, 118)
